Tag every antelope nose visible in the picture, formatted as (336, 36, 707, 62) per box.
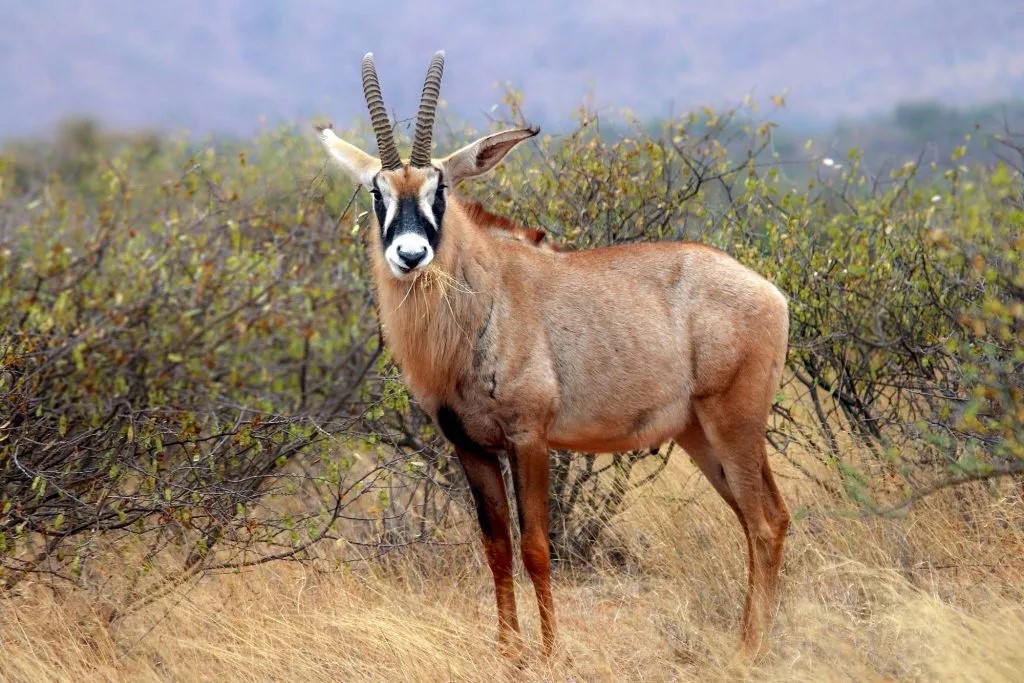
(397, 244, 428, 268)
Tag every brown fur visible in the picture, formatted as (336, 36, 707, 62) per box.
(367, 176, 790, 660)
(318, 121, 789, 661)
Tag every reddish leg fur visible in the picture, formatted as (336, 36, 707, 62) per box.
(455, 447, 523, 656)
(460, 386, 788, 661)
(508, 439, 557, 656)
(460, 368, 786, 663)
(678, 375, 790, 658)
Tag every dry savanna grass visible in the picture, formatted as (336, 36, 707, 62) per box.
(3, 451, 1023, 682)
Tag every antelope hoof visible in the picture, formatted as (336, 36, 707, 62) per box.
(736, 634, 770, 666)
(499, 635, 526, 665)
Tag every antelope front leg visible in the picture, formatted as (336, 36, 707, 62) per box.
(508, 437, 557, 657)
(455, 447, 522, 656)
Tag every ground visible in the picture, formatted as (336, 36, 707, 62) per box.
(3, 455, 1022, 682)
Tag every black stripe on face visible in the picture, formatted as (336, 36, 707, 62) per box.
(432, 170, 447, 229)
(373, 172, 447, 259)
(384, 197, 439, 251)
(371, 177, 387, 228)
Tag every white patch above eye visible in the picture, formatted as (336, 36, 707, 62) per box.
(374, 175, 399, 232)
(375, 174, 398, 197)
(418, 173, 441, 229)
(382, 194, 398, 232)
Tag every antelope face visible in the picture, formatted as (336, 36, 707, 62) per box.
(317, 51, 538, 278)
(372, 166, 446, 278)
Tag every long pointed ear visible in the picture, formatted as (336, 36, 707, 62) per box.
(439, 127, 539, 187)
(315, 124, 381, 188)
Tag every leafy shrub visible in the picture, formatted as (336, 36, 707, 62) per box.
(0, 128, 450, 603)
(2, 105, 1021, 595)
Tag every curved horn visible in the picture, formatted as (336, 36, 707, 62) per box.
(361, 53, 402, 170)
(409, 51, 446, 168)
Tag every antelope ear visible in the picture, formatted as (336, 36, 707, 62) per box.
(315, 124, 381, 188)
(439, 127, 539, 187)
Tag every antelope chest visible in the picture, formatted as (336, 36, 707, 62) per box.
(385, 323, 509, 453)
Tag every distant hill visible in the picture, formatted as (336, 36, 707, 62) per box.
(1, 0, 1022, 139)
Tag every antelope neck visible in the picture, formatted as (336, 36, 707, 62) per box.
(371, 204, 498, 403)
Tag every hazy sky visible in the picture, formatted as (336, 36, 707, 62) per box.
(1, 0, 1022, 139)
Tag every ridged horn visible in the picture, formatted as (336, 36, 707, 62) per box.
(361, 53, 402, 170)
(409, 51, 446, 168)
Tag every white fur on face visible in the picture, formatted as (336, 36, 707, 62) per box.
(376, 177, 399, 234)
(417, 174, 440, 230)
(385, 233, 434, 278)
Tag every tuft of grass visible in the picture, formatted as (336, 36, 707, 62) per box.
(2, 454, 1022, 682)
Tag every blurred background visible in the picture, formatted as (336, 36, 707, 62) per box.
(2, 0, 1022, 144)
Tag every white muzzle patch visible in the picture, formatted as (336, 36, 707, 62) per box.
(385, 233, 434, 278)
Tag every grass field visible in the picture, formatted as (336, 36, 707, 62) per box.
(3, 451, 1022, 682)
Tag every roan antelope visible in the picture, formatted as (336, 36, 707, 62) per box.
(315, 51, 790, 660)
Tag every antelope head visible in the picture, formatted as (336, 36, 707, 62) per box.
(317, 52, 538, 279)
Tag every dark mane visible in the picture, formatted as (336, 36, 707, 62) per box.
(461, 200, 557, 250)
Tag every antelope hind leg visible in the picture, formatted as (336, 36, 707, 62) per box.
(691, 395, 790, 660)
